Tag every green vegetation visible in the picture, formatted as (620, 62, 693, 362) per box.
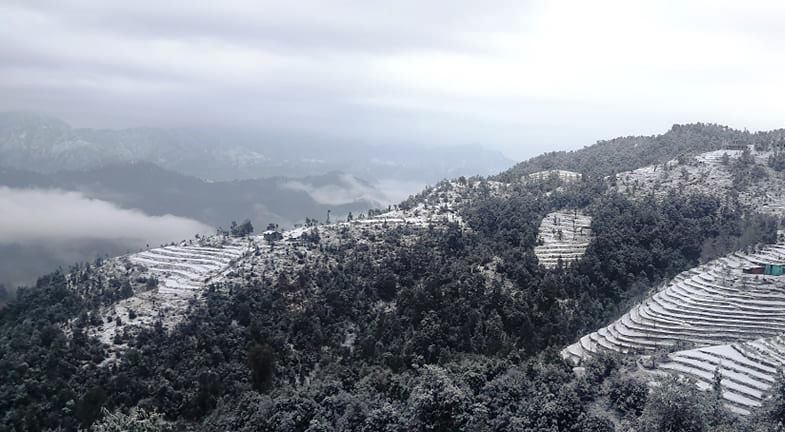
(230, 219, 255, 237)
(730, 147, 768, 187)
(769, 151, 785, 172)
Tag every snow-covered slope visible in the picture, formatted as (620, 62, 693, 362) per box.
(78, 177, 508, 364)
(82, 237, 252, 364)
(534, 210, 592, 268)
(562, 149, 785, 414)
(655, 340, 781, 414)
(614, 147, 785, 215)
(562, 232, 785, 414)
(127, 242, 248, 294)
(563, 237, 785, 361)
(526, 170, 582, 183)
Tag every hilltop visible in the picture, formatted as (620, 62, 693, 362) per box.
(497, 123, 785, 181)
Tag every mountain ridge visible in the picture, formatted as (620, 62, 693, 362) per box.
(5, 124, 785, 430)
(0, 111, 513, 183)
(0, 162, 383, 289)
(497, 122, 785, 181)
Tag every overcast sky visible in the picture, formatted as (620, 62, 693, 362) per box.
(1, 0, 784, 160)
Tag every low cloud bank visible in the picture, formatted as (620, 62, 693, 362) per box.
(0, 187, 213, 289)
(0, 187, 212, 245)
(282, 174, 423, 207)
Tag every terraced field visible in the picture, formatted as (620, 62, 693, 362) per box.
(526, 169, 582, 183)
(656, 338, 785, 414)
(562, 239, 785, 414)
(534, 210, 592, 268)
(128, 240, 249, 294)
(87, 237, 252, 360)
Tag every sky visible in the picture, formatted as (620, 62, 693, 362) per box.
(1, 0, 784, 160)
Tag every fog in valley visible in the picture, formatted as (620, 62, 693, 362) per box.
(0, 112, 506, 288)
(0, 187, 211, 287)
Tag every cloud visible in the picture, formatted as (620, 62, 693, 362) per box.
(0, 1, 784, 160)
(282, 174, 423, 207)
(0, 187, 212, 246)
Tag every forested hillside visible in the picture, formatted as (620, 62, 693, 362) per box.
(497, 123, 785, 181)
(4, 125, 785, 431)
(2, 178, 781, 431)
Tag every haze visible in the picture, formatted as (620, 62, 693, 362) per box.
(0, 187, 212, 287)
(2, 0, 784, 160)
(0, 187, 211, 244)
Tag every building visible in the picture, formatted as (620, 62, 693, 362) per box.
(766, 264, 785, 276)
(743, 264, 784, 276)
(743, 266, 765, 275)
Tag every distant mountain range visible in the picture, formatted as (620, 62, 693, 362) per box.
(0, 111, 513, 183)
(0, 163, 380, 229)
(0, 112, 514, 288)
